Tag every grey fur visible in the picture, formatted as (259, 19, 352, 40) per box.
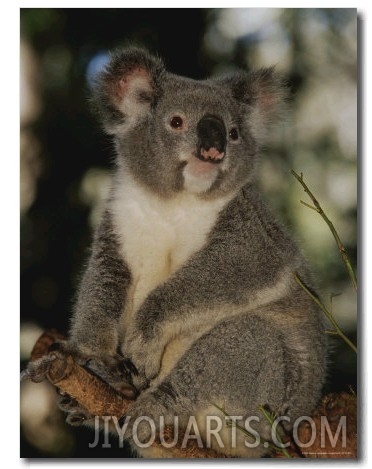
(69, 210, 131, 355)
(66, 48, 326, 457)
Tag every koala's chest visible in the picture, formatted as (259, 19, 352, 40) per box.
(110, 178, 228, 318)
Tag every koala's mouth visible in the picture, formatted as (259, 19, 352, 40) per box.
(182, 151, 225, 194)
(184, 151, 223, 183)
(196, 145, 225, 164)
(188, 152, 222, 176)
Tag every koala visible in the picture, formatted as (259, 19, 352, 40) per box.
(30, 48, 327, 457)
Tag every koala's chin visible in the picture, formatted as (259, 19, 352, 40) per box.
(182, 156, 220, 194)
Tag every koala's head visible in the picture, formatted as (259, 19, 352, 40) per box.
(92, 47, 287, 198)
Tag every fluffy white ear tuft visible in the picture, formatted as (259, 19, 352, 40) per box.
(91, 48, 165, 134)
(247, 67, 288, 120)
(222, 67, 288, 143)
(114, 66, 154, 129)
(246, 67, 288, 142)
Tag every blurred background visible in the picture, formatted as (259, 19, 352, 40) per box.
(20, 8, 357, 458)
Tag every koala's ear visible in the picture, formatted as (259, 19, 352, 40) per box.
(225, 67, 288, 139)
(91, 48, 165, 134)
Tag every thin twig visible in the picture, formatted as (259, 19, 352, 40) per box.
(212, 403, 256, 444)
(258, 405, 292, 458)
(213, 403, 292, 458)
(294, 273, 357, 353)
(290, 170, 357, 291)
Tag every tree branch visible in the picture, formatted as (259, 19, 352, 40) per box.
(290, 170, 357, 291)
(294, 273, 357, 353)
(23, 330, 227, 458)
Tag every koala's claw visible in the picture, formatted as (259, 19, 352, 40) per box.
(66, 413, 88, 426)
(118, 358, 139, 377)
(66, 410, 93, 426)
(57, 393, 78, 411)
(57, 392, 93, 426)
(84, 355, 139, 399)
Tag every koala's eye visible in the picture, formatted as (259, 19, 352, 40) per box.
(170, 116, 184, 129)
(229, 128, 239, 141)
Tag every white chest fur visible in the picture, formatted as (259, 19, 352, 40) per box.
(110, 173, 232, 321)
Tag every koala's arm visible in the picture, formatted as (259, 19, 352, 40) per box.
(69, 210, 131, 358)
(124, 192, 300, 381)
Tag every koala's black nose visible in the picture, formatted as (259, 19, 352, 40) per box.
(196, 115, 226, 163)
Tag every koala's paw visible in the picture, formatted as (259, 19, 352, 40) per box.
(84, 355, 140, 399)
(124, 330, 163, 387)
(56, 390, 94, 427)
(47, 341, 140, 399)
(127, 341, 163, 386)
(21, 338, 69, 383)
(116, 357, 150, 393)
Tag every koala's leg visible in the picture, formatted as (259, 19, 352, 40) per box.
(122, 310, 325, 458)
